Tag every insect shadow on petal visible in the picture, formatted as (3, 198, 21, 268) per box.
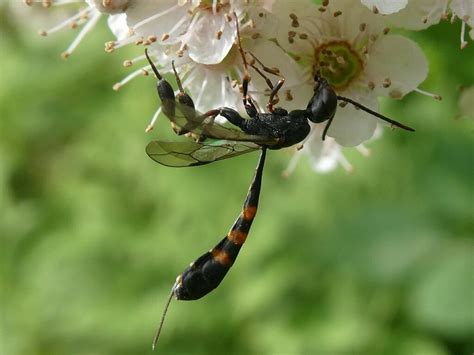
(145, 12, 415, 349)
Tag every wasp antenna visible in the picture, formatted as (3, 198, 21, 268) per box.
(152, 288, 175, 351)
(171, 60, 185, 93)
(337, 95, 415, 132)
(145, 48, 163, 80)
(321, 116, 334, 141)
(234, 12, 248, 73)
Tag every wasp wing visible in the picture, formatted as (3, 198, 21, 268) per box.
(146, 140, 261, 167)
(161, 97, 278, 145)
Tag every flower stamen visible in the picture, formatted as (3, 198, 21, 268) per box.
(145, 107, 162, 132)
(414, 88, 442, 101)
(62, 10, 101, 58)
(113, 65, 151, 90)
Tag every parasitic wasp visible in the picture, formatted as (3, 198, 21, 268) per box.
(145, 14, 414, 349)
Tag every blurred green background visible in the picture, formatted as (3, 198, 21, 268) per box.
(1, 3, 473, 355)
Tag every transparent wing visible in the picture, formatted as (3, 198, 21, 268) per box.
(146, 140, 261, 167)
(161, 97, 278, 145)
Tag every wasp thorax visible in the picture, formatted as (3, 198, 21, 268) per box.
(314, 41, 363, 90)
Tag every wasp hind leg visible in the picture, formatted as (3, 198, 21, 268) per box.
(145, 49, 201, 137)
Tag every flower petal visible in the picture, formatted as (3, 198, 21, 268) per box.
(327, 92, 378, 146)
(364, 35, 428, 98)
(387, 0, 446, 30)
(451, 0, 474, 26)
(186, 13, 236, 65)
(107, 13, 128, 41)
(360, 0, 408, 14)
(126, 0, 189, 44)
(305, 127, 343, 173)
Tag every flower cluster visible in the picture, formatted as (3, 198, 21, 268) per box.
(25, 0, 468, 174)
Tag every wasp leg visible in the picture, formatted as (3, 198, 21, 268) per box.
(145, 49, 177, 120)
(246, 51, 285, 112)
(145, 49, 201, 136)
(203, 106, 253, 130)
(170, 60, 204, 136)
(173, 148, 267, 300)
(232, 12, 261, 118)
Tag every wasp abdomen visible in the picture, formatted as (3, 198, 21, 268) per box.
(172, 149, 266, 301)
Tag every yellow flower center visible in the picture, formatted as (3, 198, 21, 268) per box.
(315, 41, 363, 90)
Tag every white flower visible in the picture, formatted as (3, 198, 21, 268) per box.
(283, 125, 382, 175)
(121, 0, 275, 65)
(274, 0, 430, 147)
(386, 0, 473, 49)
(109, 1, 306, 131)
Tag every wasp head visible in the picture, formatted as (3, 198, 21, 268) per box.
(307, 72, 338, 124)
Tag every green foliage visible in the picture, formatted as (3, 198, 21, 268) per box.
(1, 8, 473, 355)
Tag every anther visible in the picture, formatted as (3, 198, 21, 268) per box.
(389, 89, 402, 99)
(382, 78, 391, 88)
(105, 41, 115, 52)
(333, 11, 342, 17)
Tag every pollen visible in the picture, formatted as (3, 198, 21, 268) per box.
(314, 41, 363, 90)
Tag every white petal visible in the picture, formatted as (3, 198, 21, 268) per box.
(86, 0, 129, 14)
(271, 0, 318, 54)
(331, 0, 385, 39)
(126, 0, 189, 44)
(360, 0, 408, 14)
(387, 0, 446, 30)
(184, 67, 241, 113)
(327, 92, 379, 146)
(451, 0, 474, 26)
(186, 13, 236, 65)
(107, 13, 128, 41)
(364, 35, 428, 98)
(305, 127, 343, 173)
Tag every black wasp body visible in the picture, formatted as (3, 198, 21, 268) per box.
(145, 15, 414, 349)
